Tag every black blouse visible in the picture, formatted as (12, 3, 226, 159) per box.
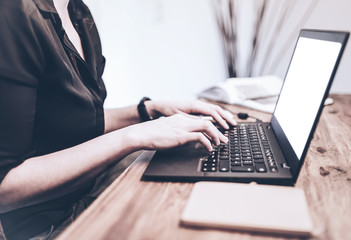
(0, 0, 107, 239)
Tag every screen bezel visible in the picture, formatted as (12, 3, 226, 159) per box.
(271, 29, 349, 182)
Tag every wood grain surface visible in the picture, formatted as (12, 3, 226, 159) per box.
(57, 94, 351, 240)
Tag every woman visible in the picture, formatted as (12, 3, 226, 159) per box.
(0, 0, 235, 239)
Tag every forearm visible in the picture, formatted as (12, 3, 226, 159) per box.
(104, 105, 141, 133)
(104, 99, 167, 133)
(0, 107, 230, 213)
(0, 127, 141, 213)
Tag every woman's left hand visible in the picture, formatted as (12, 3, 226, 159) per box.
(145, 100, 237, 129)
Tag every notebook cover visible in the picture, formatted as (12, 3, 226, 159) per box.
(181, 182, 313, 236)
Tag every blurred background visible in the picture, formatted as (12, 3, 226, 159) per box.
(83, 0, 351, 108)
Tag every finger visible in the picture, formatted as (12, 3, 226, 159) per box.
(203, 132, 228, 147)
(218, 130, 229, 144)
(196, 104, 230, 129)
(179, 112, 204, 120)
(206, 104, 237, 127)
(207, 109, 230, 130)
(186, 101, 234, 129)
(202, 120, 221, 146)
(216, 108, 237, 126)
(197, 120, 228, 145)
(186, 132, 213, 151)
(183, 111, 230, 129)
(176, 114, 227, 145)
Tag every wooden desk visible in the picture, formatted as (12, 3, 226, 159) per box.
(58, 94, 351, 240)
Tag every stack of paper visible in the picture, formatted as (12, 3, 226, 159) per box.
(198, 76, 283, 113)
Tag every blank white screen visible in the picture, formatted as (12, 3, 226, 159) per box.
(274, 37, 341, 159)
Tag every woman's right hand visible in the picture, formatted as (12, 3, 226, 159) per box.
(126, 114, 228, 152)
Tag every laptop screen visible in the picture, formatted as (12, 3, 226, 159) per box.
(268, 30, 349, 182)
(273, 36, 342, 159)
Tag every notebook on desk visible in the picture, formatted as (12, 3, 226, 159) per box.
(142, 29, 349, 186)
(180, 182, 313, 236)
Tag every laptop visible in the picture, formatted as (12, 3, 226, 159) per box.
(142, 29, 349, 185)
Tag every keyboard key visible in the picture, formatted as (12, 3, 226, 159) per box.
(253, 158, 264, 163)
(209, 151, 218, 156)
(242, 153, 252, 157)
(219, 155, 229, 160)
(242, 160, 253, 165)
(231, 150, 240, 154)
(231, 156, 241, 161)
(231, 161, 241, 166)
(231, 166, 255, 172)
(219, 160, 230, 172)
(268, 162, 276, 167)
(269, 167, 279, 172)
(204, 124, 277, 174)
(210, 167, 217, 172)
(255, 163, 267, 173)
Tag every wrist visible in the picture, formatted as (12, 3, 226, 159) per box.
(115, 126, 145, 152)
(122, 124, 151, 150)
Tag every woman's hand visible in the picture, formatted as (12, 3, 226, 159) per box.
(126, 114, 228, 152)
(145, 100, 237, 129)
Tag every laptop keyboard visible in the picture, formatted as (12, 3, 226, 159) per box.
(201, 124, 278, 173)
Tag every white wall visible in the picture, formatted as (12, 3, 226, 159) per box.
(85, 0, 351, 108)
(302, 0, 351, 94)
(85, 0, 226, 108)
(273, 0, 351, 94)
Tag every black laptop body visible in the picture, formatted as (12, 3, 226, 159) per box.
(142, 29, 349, 186)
